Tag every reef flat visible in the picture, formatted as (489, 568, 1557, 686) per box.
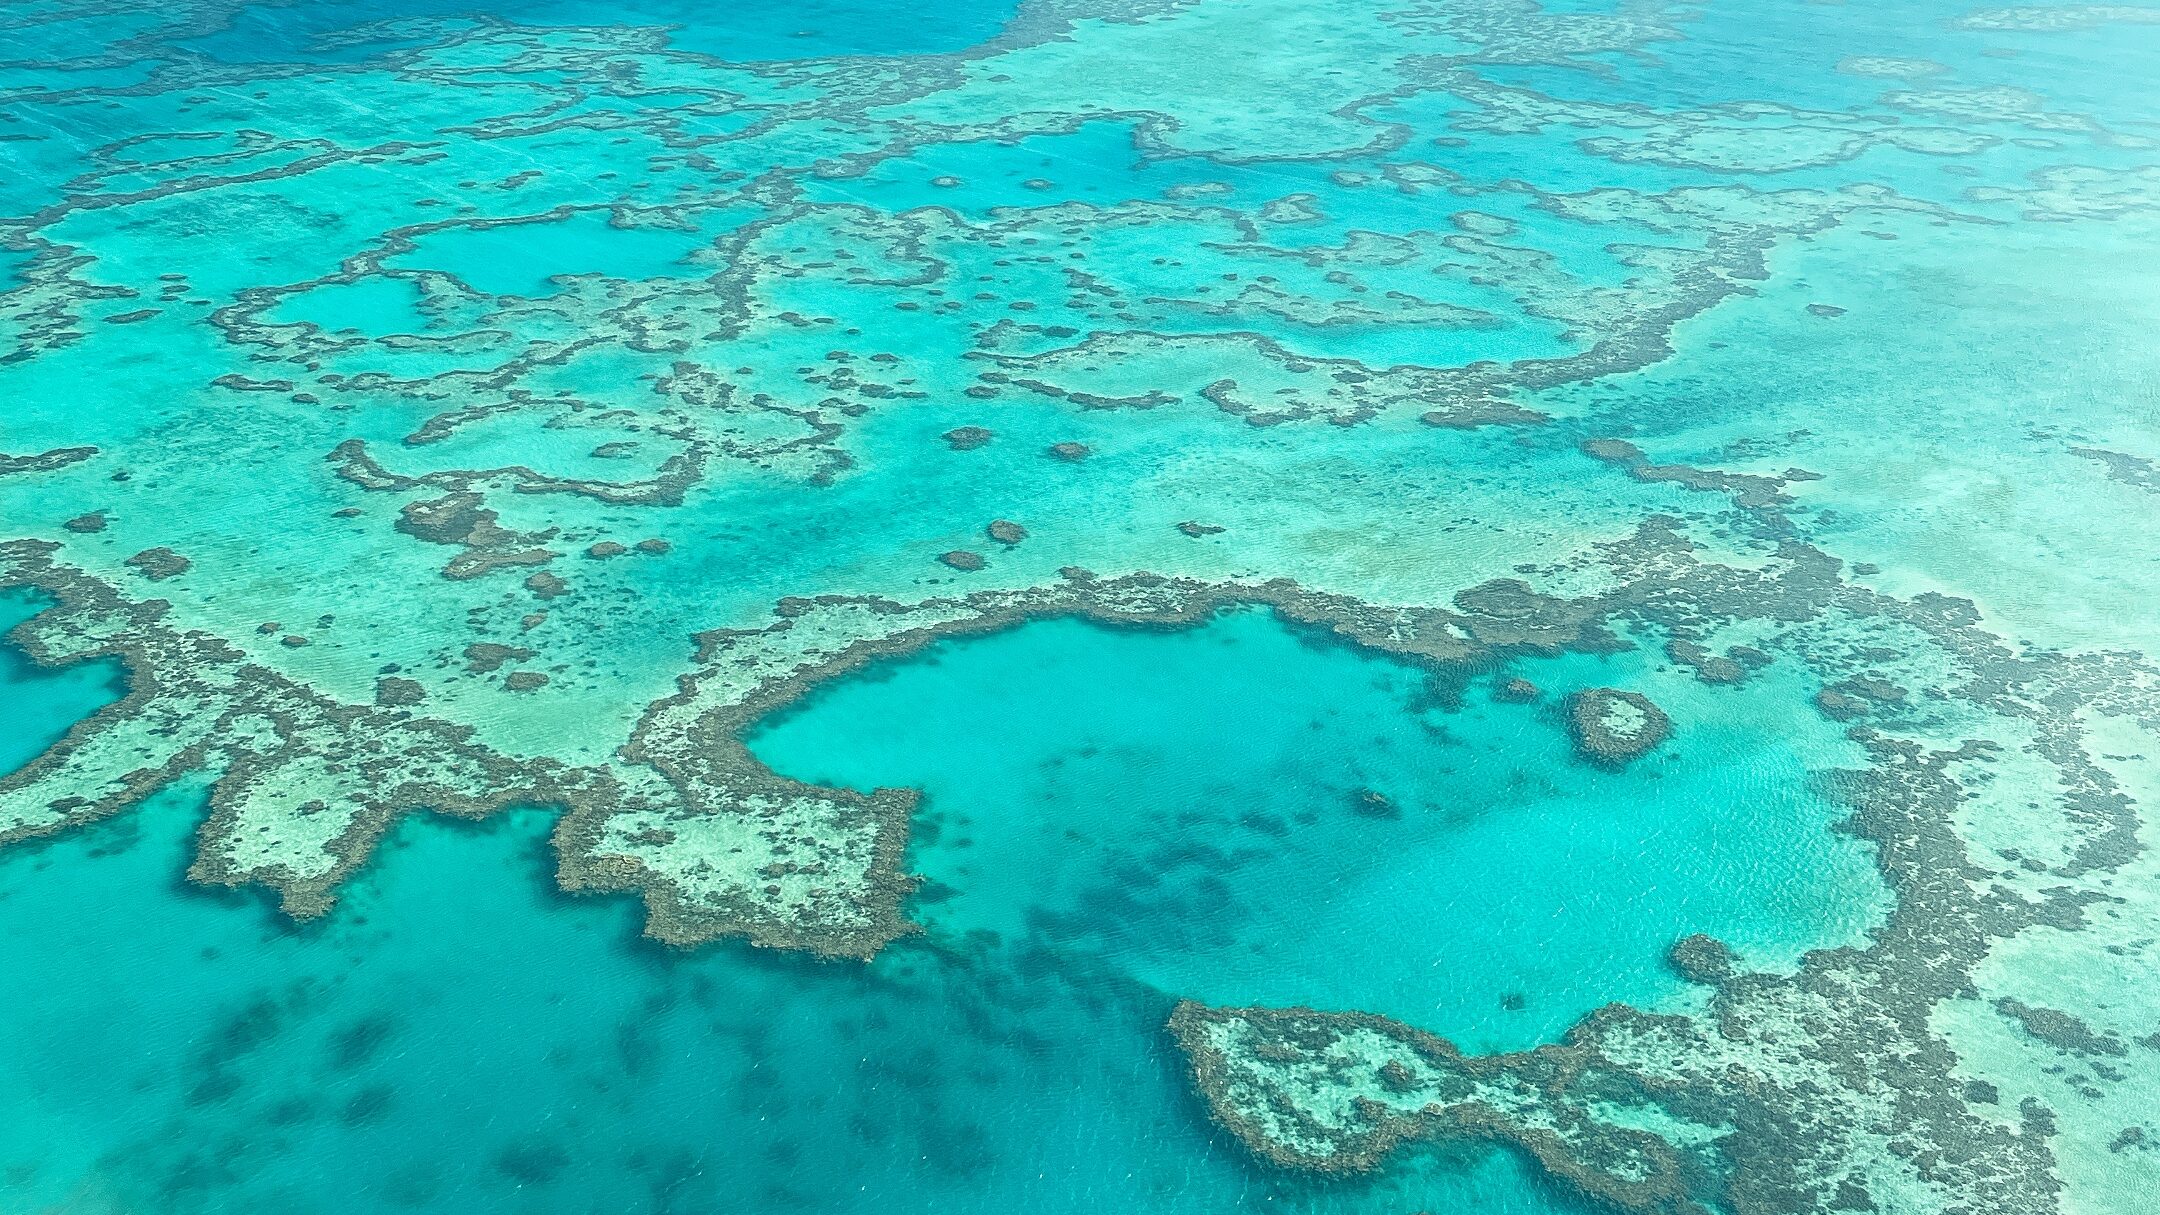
(3, 0, 2159, 1211)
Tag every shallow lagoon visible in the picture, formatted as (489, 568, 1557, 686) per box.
(0, 591, 123, 776)
(752, 607, 1887, 1051)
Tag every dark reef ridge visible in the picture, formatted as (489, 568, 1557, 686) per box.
(1565, 687, 1672, 769)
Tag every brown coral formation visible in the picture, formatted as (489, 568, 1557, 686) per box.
(374, 676, 426, 707)
(1495, 676, 1540, 703)
(0, 542, 578, 920)
(463, 642, 534, 673)
(1163, 518, 2160, 1212)
(396, 492, 559, 581)
(1565, 687, 1671, 769)
(0, 446, 97, 477)
(123, 547, 190, 581)
(1350, 789, 1400, 819)
(1667, 933, 1736, 985)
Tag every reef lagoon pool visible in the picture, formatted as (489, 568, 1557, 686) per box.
(4, 0, 2160, 1211)
(750, 607, 1889, 1052)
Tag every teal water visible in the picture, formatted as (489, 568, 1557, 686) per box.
(382, 207, 747, 298)
(0, 722, 1577, 1215)
(179, 0, 1022, 64)
(751, 608, 1886, 1052)
(0, 591, 124, 775)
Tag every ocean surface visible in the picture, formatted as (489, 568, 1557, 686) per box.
(2, 0, 2158, 1212)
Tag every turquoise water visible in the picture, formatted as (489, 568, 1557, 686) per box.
(5, 0, 2160, 1209)
(382, 207, 748, 298)
(0, 592, 124, 775)
(0, 739, 1576, 1215)
(179, 0, 1022, 64)
(0, 601, 1868, 1213)
(752, 609, 1886, 1052)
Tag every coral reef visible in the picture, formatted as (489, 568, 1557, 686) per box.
(2, 0, 2158, 1204)
(1565, 688, 1673, 769)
